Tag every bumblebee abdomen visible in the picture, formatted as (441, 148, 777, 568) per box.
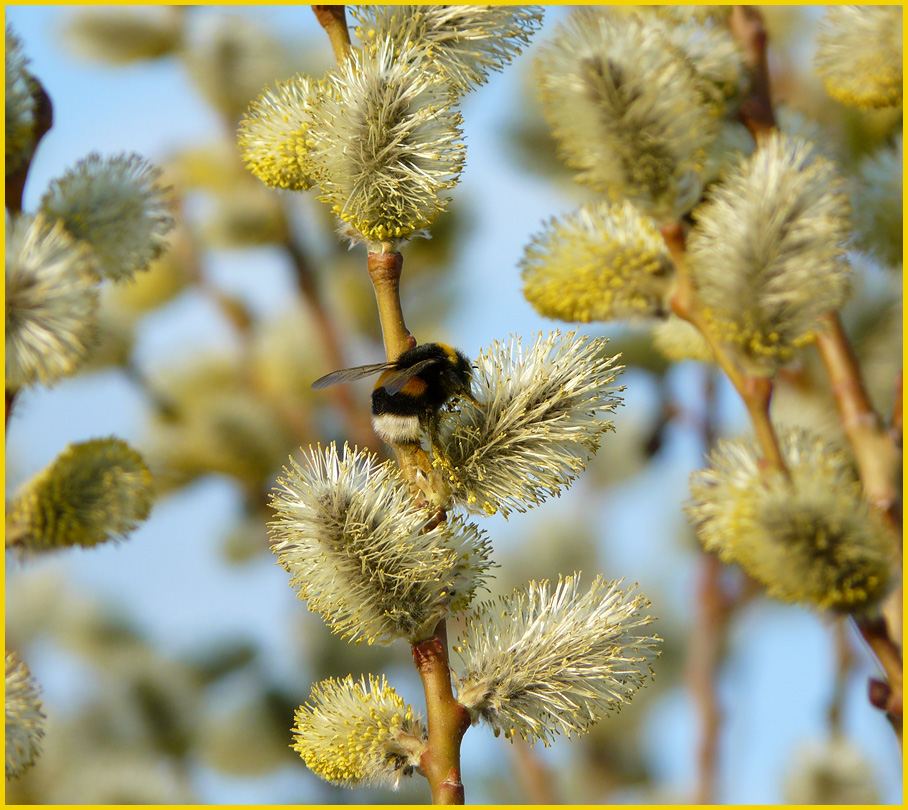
(371, 385, 424, 444)
(368, 342, 474, 445)
(371, 385, 423, 416)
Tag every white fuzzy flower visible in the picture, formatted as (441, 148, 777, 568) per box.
(455, 575, 659, 746)
(783, 736, 881, 805)
(652, 6, 732, 25)
(40, 152, 174, 283)
(851, 135, 902, 267)
(351, 5, 544, 96)
(183, 13, 289, 121)
(646, 10, 748, 112)
(652, 315, 713, 363)
(5, 651, 46, 779)
(269, 443, 492, 644)
(309, 36, 465, 247)
(814, 5, 903, 109)
(686, 428, 896, 612)
(292, 674, 427, 789)
(7, 437, 153, 553)
(687, 133, 852, 375)
(238, 74, 322, 191)
(534, 8, 716, 220)
(62, 7, 183, 65)
(5, 213, 99, 389)
(435, 331, 623, 518)
(521, 200, 675, 323)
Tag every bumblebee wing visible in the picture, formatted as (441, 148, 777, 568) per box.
(380, 358, 442, 395)
(311, 362, 395, 390)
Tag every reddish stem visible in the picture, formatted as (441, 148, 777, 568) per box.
(688, 553, 732, 804)
(412, 622, 471, 804)
(312, 5, 352, 64)
(729, 5, 776, 140)
(6, 78, 53, 214)
(855, 614, 903, 748)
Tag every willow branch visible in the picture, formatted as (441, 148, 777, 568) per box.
(828, 618, 853, 734)
(814, 312, 901, 529)
(412, 623, 471, 805)
(312, 5, 352, 64)
(891, 371, 902, 449)
(729, 5, 775, 140)
(686, 369, 733, 805)
(365, 251, 441, 496)
(366, 247, 467, 801)
(6, 77, 53, 214)
(662, 223, 788, 476)
(366, 251, 415, 360)
(6, 79, 55, 430)
(688, 553, 732, 805)
(856, 614, 903, 747)
(508, 738, 558, 804)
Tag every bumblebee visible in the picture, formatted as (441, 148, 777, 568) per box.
(311, 342, 477, 445)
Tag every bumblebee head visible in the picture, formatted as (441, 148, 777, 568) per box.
(393, 342, 478, 407)
(436, 344, 474, 397)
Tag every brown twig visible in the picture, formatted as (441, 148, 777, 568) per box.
(366, 251, 444, 498)
(412, 623, 471, 805)
(6, 77, 53, 214)
(729, 5, 776, 140)
(855, 614, 903, 747)
(814, 312, 901, 529)
(814, 313, 903, 659)
(828, 618, 853, 734)
(688, 553, 731, 805)
(312, 5, 352, 64)
(6, 79, 55, 430)
(890, 371, 902, 450)
(687, 369, 734, 805)
(366, 250, 415, 360)
(507, 737, 559, 805)
(6, 390, 20, 432)
(366, 252, 468, 801)
(663, 222, 788, 476)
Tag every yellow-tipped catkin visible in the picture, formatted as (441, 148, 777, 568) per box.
(436, 331, 623, 518)
(7, 437, 153, 553)
(814, 6, 903, 109)
(644, 8, 748, 113)
(521, 200, 674, 323)
(350, 5, 544, 97)
(686, 428, 896, 612)
(5, 213, 99, 389)
(292, 674, 427, 789)
(455, 575, 659, 746)
(270, 443, 492, 644)
(687, 133, 852, 375)
(309, 36, 465, 247)
(237, 74, 322, 192)
(534, 7, 715, 220)
(40, 152, 175, 283)
(5, 651, 46, 779)
(61, 7, 183, 64)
